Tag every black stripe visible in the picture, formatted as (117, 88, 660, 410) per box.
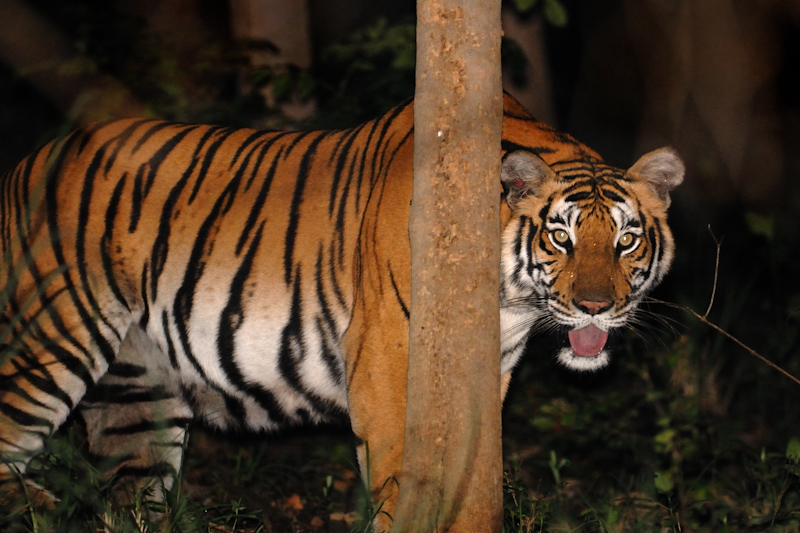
(24, 132, 91, 360)
(7, 356, 74, 409)
(46, 342, 97, 393)
(218, 223, 290, 424)
(220, 391, 248, 427)
(139, 264, 150, 328)
(525, 219, 537, 278)
(283, 131, 330, 285)
(161, 310, 179, 369)
(1, 368, 53, 411)
(129, 167, 144, 232)
(102, 175, 131, 312)
(387, 264, 409, 320)
(602, 182, 629, 202)
(353, 119, 383, 214)
(173, 145, 248, 377)
(235, 144, 284, 256)
(334, 146, 360, 269)
(243, 132, 292, 191)
(2, 301, 95, 400)
(328, 125, 364, 216)
(85, 384, 173, 404)
(0, 402, 52, 430)
(150, 126, 218, 300)
(327, 242, 348, 311)
(314, 248, 346, 384)
(187, 126, 237, 204)
(564, 190, 593, 203)
(102, 416, 192, 436)
(102, 119, 152, 174)
(649, 223, 662, 273)
(131, 121, 178, 154)
(75, 145, 124, 343)
(278, 265, 338, 417)
(365, 101, 412, 191)
(107, 362, 147, 378)
(75, 121, 109, 154)
(42, 143, 118, 368)
(144, 126, 201, 199)
(501, 141, 557, 156)
(230, 130, 268, 173)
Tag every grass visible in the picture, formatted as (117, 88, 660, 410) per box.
(1, 418, 386, 532)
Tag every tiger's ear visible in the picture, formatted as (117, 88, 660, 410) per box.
(626, 147, 684, 205)
(501, 151, 556, 211)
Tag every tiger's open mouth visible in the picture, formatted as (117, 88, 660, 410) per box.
(568, 323, 608, 357)
(557, 324, 611, 371)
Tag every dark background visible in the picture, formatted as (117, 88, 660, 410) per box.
(2, 0, 800, 530)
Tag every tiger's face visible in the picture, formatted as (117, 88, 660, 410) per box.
(499, 148, 684, 372)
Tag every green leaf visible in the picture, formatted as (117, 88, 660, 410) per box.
(511, 0, 538, 13)
(543, 0, 569, 27)
(271, 72, 294, 101)
(744, 211, 774, 239)
(654, 471, 674, 494)
(786, 437, 800, 463)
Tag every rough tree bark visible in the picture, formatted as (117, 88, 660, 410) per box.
(391, 0, 503, 530)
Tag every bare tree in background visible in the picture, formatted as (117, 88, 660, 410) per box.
(502, 5, 556, 125)
(0, 0, 144, 122)
(230, 0, 315, 121)
(391, 0, 503, 530)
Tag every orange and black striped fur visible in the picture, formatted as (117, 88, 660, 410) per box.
(0, 93, 683, 526)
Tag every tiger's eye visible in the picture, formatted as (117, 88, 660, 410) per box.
(618, 233, 635, 247)
(553, 230, 570, 244)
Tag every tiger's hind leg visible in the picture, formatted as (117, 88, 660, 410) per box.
(79, 326, 193, 517)
(0, 328, 120, 515)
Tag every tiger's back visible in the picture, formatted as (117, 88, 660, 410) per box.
(2, 108, 413, 418)
(0, 94, 683, 527)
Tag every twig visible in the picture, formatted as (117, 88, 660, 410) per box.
(651, 228, 800, 387)
(703, 226, 722, 319)
(653, 297, 800, 387)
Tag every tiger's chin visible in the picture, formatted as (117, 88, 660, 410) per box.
(556, 322, 612, 372)
(556, 347, 611, 372)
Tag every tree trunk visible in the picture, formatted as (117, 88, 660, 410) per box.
(391, 0, 503, 530)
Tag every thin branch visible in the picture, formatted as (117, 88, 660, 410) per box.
(703, 226, 722, 319)
(651, 229, 800, 387)
(654, 297, 800, 387)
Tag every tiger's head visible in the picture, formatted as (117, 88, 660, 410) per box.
(499, 147, 684, 372)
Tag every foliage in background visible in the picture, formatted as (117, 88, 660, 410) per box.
(2, 1, 800, 531)
(307, 18, 416, 129)
(508, 0, 568, 27)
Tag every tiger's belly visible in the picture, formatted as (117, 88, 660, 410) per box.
(116, 317, 350, 434)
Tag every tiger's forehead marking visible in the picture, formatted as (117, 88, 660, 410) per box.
(543, 160, 639, 232)
(552, 160, 631, 200)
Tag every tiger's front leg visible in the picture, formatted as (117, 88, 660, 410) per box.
(344, 296, 411, 532)
(79, 327, 193, 517)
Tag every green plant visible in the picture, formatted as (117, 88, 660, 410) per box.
(502, 466, 547, 532)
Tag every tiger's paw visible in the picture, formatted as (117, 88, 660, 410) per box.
(0, 477, 59, 530)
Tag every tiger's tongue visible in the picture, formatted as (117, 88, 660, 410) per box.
(568, 324, 608, 357)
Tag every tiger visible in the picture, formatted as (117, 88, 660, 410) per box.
(0, 92, 683, 528)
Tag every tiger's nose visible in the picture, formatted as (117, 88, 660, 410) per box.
(575, 300, 612, 315)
